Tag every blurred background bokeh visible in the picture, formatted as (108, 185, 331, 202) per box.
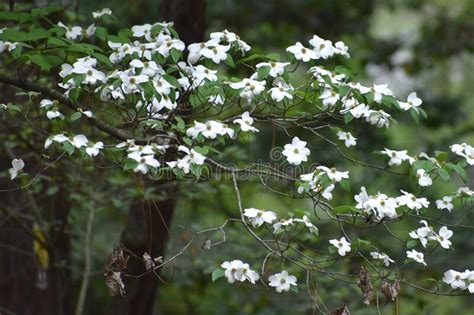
(1, 0, 473, 314)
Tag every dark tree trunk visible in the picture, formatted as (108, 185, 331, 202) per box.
(106, 2, 205, 314)
(160, 0, 206, 44)
(0, 178, 72, 315)
(107, 196, 176, 315)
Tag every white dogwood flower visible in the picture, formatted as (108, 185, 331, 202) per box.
(397, 190, 430, 214)
(370, 252, 395, 267)
(92, 8, 112, 19)
(268, 270, 297, 293)
(221, 260, 259, 284)
(399, 92, 422, 111)
(406, 249, 427, 266)
(436, 196, 454, 212)
(429, 226, 453, 249)
(309, 35, 335, 59)
(233, 111, 259, 132)
(244, 208, 277, 227)
(85, 142, 104, 157)
(416, 169, 432, 187)
(329, 237, 351, 256)
(337, 131, 357, 147)
(282, 137, 310, 165)
(443, 270, 468, 290)
(256, 61, 289, 77)
(381, 148, 415, 166)
(9, 158, 25, 180)
(286, 42, 317, 62)
(229, 78, 266, 99)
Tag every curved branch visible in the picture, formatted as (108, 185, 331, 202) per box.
(0, 75, 137, 142)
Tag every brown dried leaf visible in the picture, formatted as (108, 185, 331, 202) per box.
(104, 244, 129, 297)
(330, 304, 351, 315)
(104, 244, 129, 273)
(143, 252, 155, 271)
(357, 266, 373, 305)
(380, 279, 400, 302)
(105, 271, 125, 296)
(201, 238, 211, 250)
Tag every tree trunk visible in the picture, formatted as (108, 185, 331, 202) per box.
(107, 196, 176, 315)
(106, 1, 205, 314)
(0, 176, 72, 315)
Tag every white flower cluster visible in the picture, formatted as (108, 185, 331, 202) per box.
(451, 143, 474, 165)
(354, 187, 430, 220)
(286, 35, 349, 62)
(221, 260, 297, 293)
(409, 220, 453, 249)
(58, 22, 95, 41)
(381, 148, 415, 166)
(186, 120, 235, 140)
(166, 146, 206, 174)
(243, 209, 318, 235)
(298, 166, 349, 200)
(116, 141, 166, 174)
(443, 270, 474, 293)
(45, 134, 103, 157)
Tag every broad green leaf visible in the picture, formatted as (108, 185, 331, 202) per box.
(211, 268, 225, 282)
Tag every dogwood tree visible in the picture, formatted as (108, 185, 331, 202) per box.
(0, 6, 472, 313)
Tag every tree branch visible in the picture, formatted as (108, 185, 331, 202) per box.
(0, 75, 137, 142)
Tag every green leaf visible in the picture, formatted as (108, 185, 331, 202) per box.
(29, 54, 52, 71)
(339, 179, 350, 191)
(170, 48, 181, 63)
(0, 11, 19, 21)
(332, 205, 355, 214)
(63, 142, 75, 155)
(175, 117, 185, 130)
(225, 54, 235, 68)
(7, 104, 21, 112)
(266, 53, 280, 61)
(290, 285, 299, 293)
(118, 28, 132, 38)
(94, 27, 108, 42)
(412, 160, 435, 172)
(72, 74, 86, 86)
(257, 65, 271, 80)
(162, 74, 181, 89)
(357, 238, 371, 247)
(343, 113, 354, 124)
(69, 88, 81, 102)
(334, 65, 352, 76)
(193, 146, 209, 155)
(434, 151, 449, 162)
(2, 28, 50, 42)
(406, 240, 418, 249)
(45, 55, 64, 68)
(409, 109, 420, 124)
(211, 268, 225, 282)
(447, 163, 467, 182)
(183, 137, 193, 146)
(108, 35, 129, 44)
(47, 37, 66, 46)
(71, 112, 82, 121)
(124, 160, 138, 171)
(438, 168, 450, 181)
